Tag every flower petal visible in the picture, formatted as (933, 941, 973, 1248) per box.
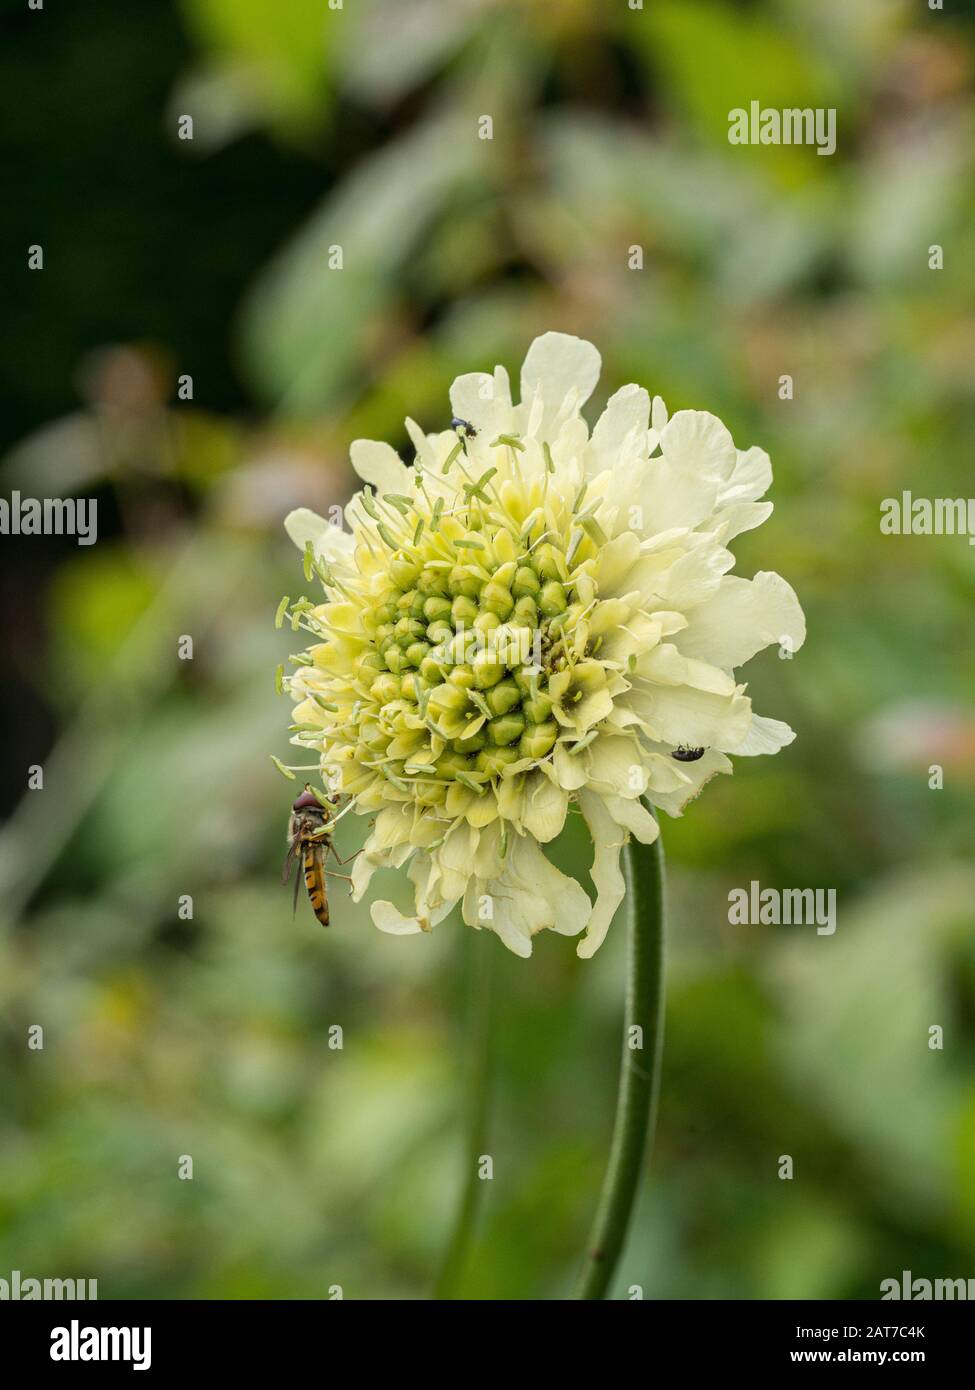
(577, 790, 627, 959)
(590, 384, 650, 471)
(284, 508, 354, 562)
(659, 409, 736, 481)
(729, 712, 797, 756)
(520, 332, 601, 423)
(349, 439, 411, 494)
(675, 572, 806, 670)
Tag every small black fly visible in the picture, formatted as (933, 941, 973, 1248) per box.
(672, 745, 705, 762)
(451, 417, 477, 439)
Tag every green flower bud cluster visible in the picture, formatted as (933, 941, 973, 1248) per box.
(363, 542, 573, 781)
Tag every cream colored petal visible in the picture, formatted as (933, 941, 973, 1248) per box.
(449, 370, 514, 441)
(576, 790, 627, 959)
(660, 409, 736, 481)
(718, 446, 772, 505)
(674, 572, 806, 670)
(623, 682, 752, 752)
(520, 331, 601, 419)
(371, 901, 427, 935)
(710, 500, 773, 541)
(604, 794, 660, 845)
(521, 772, 569, 843)
(463, 833, 589, 956)
(349, 438, 411, 494)
(590, 384, 650, 471)
(729, 712, 797, 756)
(284, 508, 354, 562)
(645, 747, 733, 815)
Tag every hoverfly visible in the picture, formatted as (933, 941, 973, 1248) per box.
(282, 786, 354, 927)
(672, 745, 705, 762)
(450, 416, 477, 439)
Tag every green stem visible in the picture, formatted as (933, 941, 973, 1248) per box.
(574, 813, 665, 1299)
(433, 927, 497, 1299)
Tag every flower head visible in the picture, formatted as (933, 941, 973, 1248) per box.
(281, 333, 804, 957)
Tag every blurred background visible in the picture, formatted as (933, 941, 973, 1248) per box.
(2, 0, 975, 1300)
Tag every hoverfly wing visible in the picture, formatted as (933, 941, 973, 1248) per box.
(282, 833, 301, 887)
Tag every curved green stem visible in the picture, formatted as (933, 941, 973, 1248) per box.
(574, 814, 665, 1299)
(433, 927, 497, 1299)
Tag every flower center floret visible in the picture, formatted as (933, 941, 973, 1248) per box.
(361, 534, 578, 794)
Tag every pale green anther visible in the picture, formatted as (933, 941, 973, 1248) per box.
(430, 496, 445, 530)
(413, 518, 424, 545)
(303, 541, 315, 581)
(573, 481, 589, 513)
(384, 493, 413, 515)
(543, 442, 555, 473)
(523, 691, 554, 723)
(451, 594, 479, 626)
(472, 651, 505, 689)
(371, 673, 401, 704)
(359, 487, 380, 520)
(491, 433, 525, 452)
(539, 580, 568, 616)
(464, 467, 497, 502)
(270, 754, 297, 781)
(476, 746, 520, 775)
(309, 692, 338, 711)
(429, 682, 470, 717)
(566, 528, 586, 569)
(512, 565, 540, 598)
(500, 823, 509, 857)
(423, 595, 452, 624)
(581, 515, 609, 547)
(481, 581, 514, 619)
(442, 439, 464, 473)
(473, 610, 501, 636)
(456, 771, 487, 796)
(519, 721, 558, 760)
(569, 729, 599, 755)
(389, 554, 420, 588)
(377, 523, 399, 550)
(405, 641, 430, 667)
(488, 713, 525, 746)
(289, 723, 322, 734)
(274, 664, 284, 694)
(455, 536, 485, 551)
(274, 595, 290, 629)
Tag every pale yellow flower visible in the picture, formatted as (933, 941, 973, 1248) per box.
(282, 333, 805, 957)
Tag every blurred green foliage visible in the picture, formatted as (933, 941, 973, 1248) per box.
(2, 0, 974, 1300)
